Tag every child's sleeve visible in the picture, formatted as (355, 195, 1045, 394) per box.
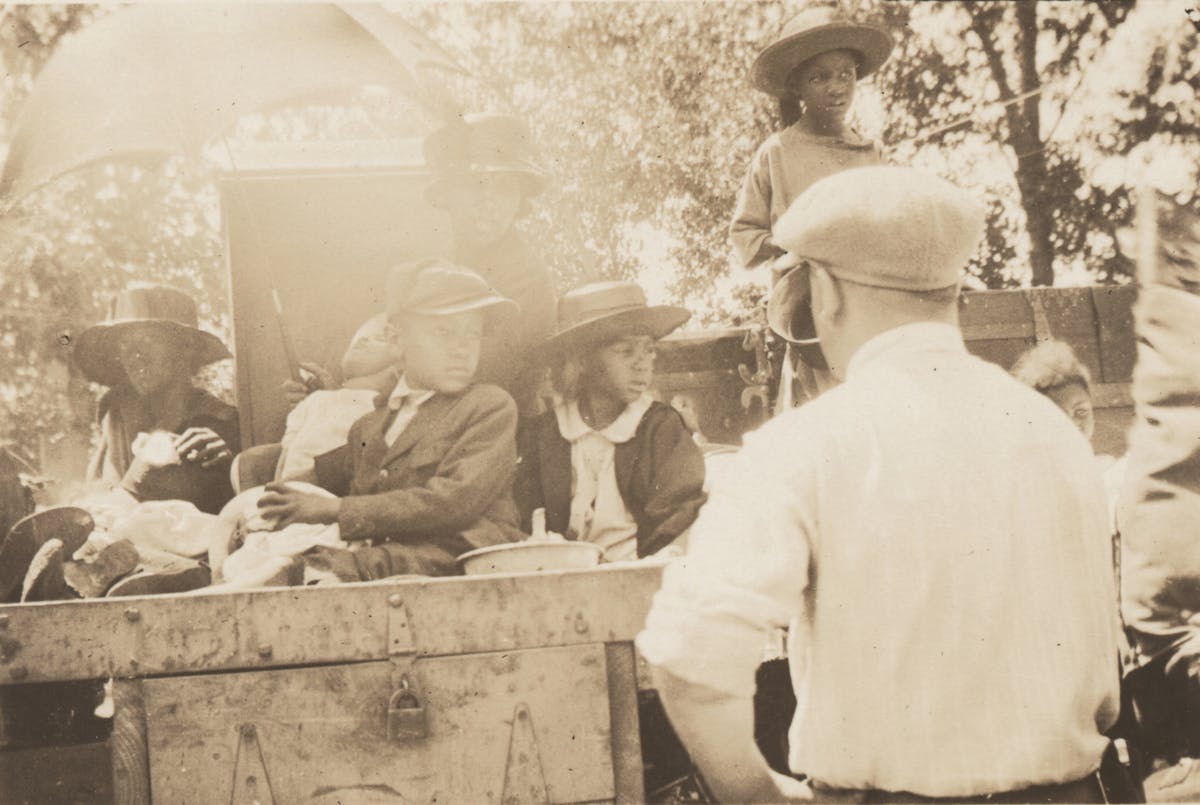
(337, 388, 519, 542)
(636, 407, 709, 557)
(729, 142, 785, 270)
(513, 418, 545, 533)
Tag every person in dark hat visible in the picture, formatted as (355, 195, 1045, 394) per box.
(731, 3, 894, 409)
(641, 166, 1119, 803)
(341, 113, 555, 414)
(75, 283, 239, 515)
(514, 281, 706, 562)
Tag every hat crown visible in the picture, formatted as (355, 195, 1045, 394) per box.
(108, 283, 200, 328)
(391, 259, 510, 318)
(556, 281, 650, 331)
(776, 4, 845, 40)
(424, 113, 540, 173)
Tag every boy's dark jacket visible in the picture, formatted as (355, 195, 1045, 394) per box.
(515, 400, 707, 558)
(314, 383, 524, 575)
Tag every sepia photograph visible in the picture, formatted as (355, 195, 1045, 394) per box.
(0, 0, 1197, 802)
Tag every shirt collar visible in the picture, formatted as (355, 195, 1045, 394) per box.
(554, 393, 654, 444)
(845, 322, 967, 381)
(387, 375, 436, 411)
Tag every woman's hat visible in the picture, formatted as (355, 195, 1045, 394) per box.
(388, 259, 519, 320)
(424, 113, 547, 201)
(540, 281, 690, 358)
(73, 284, 231, 387)
(751, 5, 894, 97)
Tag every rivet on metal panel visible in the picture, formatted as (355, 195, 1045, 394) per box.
(388, 593, 403, 608)
(123, 607, 141, 623)
(257, 644, 273, 660)
(573, 612, 590, 635)
(388, 600, 415, 655)
(10, 666, 27, 681)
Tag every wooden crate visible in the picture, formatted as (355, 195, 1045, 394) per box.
(0, 565, 662, 804)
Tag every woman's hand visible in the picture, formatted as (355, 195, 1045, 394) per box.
(257, 482, 340, 530)
(174, 427, 233, 468)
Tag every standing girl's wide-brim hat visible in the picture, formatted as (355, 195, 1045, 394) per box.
(73, 283, 231, 387)
(539, 281, 691, 360)
(751, 4, 894, 97)
(423, 113, 548, 202)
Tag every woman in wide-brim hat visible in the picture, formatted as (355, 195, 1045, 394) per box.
(515, 281, 707, 564)
(75, 282, 239, 515)
(730, 3, 893, 408)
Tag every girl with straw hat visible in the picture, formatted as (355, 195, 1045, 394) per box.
(730, 3, 893, 408)
(515, 281, 707, 563)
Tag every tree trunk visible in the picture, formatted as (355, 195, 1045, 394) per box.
(1011, 2, 1055, 287)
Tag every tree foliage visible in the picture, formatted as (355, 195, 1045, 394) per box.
(0, 1, 1196, 477)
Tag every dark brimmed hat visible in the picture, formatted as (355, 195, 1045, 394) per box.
(73, 284, 231, 388)
(751, 5, 893, 97)
(388, 259, 519, 321)
(424, 113, 547, 201)
(540, 281, 690, 359)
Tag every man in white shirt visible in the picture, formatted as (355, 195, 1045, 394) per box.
(637, 166, 1119, 803)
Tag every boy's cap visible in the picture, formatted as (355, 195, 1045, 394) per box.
(767, 166, 984, 342)
(424, 113, 546, 199)
(540, 281, 690, 358)
(390, 259, 519, 320)
(751, 5, 893, 97)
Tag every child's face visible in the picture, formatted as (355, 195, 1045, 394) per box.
(439, 173, 524, 249)
(397, 310, 485, 394)
(118, 325, 188, 395)
(588, 335, 657, 405)
(789, 49, 858, 121)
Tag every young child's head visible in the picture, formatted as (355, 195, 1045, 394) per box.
(1011, 339, 1095, 441)
(544, 282, 690, 406)
(423, 114, 546, 249)
(386, 259, 517, 394)
(750, 5, 893, 123)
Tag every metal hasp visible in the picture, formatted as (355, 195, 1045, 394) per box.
(230, 723, 276, 805)
(385, 594, 428, 742)
(738, 326, 772, 413)
(501, 703, 549, 805)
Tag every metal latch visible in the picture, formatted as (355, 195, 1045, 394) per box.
(385, 594, 427, 742)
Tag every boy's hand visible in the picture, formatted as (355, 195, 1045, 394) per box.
(282, 361, 335, 410)
(257, 482, 340, 529)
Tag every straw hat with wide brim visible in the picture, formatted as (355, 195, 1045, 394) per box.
(751, 5, 894, 97)
(73, 284, 231, 388)
(424, 113, 547, 202)
(539, 281, 690, 359)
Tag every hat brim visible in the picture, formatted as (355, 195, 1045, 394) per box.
(73, 319, 231, 387)
(400, 295, 520, 321)
(538, 305, 691, 360)
(425, 163, 547, 203)
(751, 22, 894, 96)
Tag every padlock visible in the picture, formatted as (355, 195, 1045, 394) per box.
(387, 688, 429, 742)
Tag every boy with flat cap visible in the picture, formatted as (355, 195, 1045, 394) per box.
(639, 166, 1119, 802)
(256, 260, 525, 580)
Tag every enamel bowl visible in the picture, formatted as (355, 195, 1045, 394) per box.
(457, 540, 603, 576)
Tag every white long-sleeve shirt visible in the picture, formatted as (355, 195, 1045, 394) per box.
(638, 322, 1119, 798)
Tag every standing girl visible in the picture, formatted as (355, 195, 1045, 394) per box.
(731, 4, 893, 408)
(516, 281, 706, 562)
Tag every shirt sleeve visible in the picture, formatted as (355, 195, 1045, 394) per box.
(729, 140, 785, 271)
(637, 418, 815, 697)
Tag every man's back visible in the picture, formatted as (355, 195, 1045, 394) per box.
(787, 323, 1118, 794)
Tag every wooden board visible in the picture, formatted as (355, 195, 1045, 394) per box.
(144, 645, 616, 804)
(0, 564, 664, 685)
